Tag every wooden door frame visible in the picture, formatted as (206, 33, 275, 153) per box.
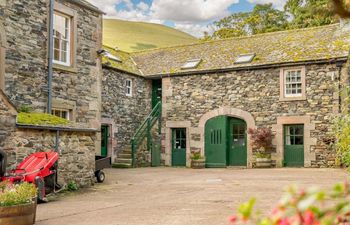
(165, 121, 191, 167)
(272, 116, 316, 168)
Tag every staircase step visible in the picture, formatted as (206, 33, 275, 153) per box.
(112, 163, 132, 169)
(116, 158, 132, 164)
(118, 153, 132, 159)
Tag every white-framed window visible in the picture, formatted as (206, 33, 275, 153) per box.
(284, 69, 302, 97)
(52, 109, 70, 120)
(125, 79, 132, 97)
(53, 12, 71, 66)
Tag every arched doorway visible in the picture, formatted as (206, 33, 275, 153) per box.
(205, 116, 247, 167)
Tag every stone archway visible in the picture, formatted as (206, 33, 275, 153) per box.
(198, 107, 256, 168)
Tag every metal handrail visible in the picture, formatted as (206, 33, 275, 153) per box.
(131, 102, 161, 167)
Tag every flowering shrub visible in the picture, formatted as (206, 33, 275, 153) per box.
(332, 115, 350, 168)
(228, 182, 350, 225)
(248, 127, 273, 151)
(0, 181, 37, 207)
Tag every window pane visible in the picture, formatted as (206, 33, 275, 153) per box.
(54, 49, 60, 61)
(295, 136, 304, 145)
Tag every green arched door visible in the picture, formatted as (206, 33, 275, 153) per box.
(205, 116, 247, 167)
(205, 116, 228, 168)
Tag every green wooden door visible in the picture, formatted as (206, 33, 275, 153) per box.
(152, 79, 162, 108)
(101, 125, 108, 157)
(228, 118, 247, 166)
(205, 116, 228, 168)
(172, 128, 186, 167)
(284, 125, 304, 167)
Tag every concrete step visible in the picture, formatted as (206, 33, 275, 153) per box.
(116, 158, 132, 164)
(112, 163, 132, 169)
(118, 153, 132, 159)
(123, 149, 132, 154)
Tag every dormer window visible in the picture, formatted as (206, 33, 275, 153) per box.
(181, 59, 202, 70)
(235, 54, 255, 64)
(104, 51, 122, 62)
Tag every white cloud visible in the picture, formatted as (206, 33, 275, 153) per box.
(86, 0, 287, 38)
(137, 2, 150, 12)
(174, 23, 211, 37)
(150, 0, 239, 23)
(247, 0, 287, 10)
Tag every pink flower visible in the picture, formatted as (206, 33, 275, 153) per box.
(304, 210, 315, 225)
(228, 215, 237, 224)
(278, 218, 291, 225)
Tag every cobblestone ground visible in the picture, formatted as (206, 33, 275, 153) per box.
(36, 168, 348, 225)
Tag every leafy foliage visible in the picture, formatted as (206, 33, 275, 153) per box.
(67, 181, 78, 192)
(18, 105, 33, 113)
(248, 127, 273, 151)
(0, 181, 37, 207)
(209, 1, 339, 40)
(190, 152, 205, 161)
(332, 115, 350, 168)
(285, 0, 337, 29)
(229, 182, 350, 225)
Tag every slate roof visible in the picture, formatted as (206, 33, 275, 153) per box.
(102, 46, 142, 75)
(103, 24, 350, 77)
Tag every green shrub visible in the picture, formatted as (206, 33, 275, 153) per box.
(332, 115, 350, 168)
(190, 152, 205, 160)
(67, 181, 78, 192)
(18, 105, 33, 113)
(0, 182, 37, 207)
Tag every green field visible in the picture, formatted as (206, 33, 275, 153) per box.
(103, 19, 198, 52)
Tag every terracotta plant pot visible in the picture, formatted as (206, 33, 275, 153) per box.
(0, 201, 37, 225)
(191, 159, 206, 169)
(255, 158, 272, 168)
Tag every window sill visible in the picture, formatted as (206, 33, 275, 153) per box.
(53, 63, 77, 73)
(279, 96, 307, 102)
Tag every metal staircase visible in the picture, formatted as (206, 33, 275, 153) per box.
(130, 102, 162, 167)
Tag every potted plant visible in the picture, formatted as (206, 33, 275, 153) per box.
(0, 181, 37, 225)
(190, 152, 206, 169)
(248, 127, 274, 168)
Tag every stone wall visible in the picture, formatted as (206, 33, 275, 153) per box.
(102, 68, 152, 159)
(0, 0, 102, 129)
(0, 91, 17, 164)
(5, 128, 96, 187)
(162, 63, 342, 168)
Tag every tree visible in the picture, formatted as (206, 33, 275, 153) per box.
(285, 0, 338, 28)
(210, 4, 288, 39)
(207, 0, 341, 40)
(333, 0, 350, 18)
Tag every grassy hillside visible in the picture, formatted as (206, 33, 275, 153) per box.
(103, 19, 198, 52)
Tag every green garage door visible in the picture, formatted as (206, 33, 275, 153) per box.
(228, 118, 247, 166)
(284, 125, 304, 167)
(205, 116, 228, 168)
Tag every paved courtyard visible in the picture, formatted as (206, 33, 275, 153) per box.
(36, 168, 348, 225)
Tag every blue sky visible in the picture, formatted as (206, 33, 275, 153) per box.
(88, 0, 286, 37)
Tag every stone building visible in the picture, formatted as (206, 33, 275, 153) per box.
(103, 23, 350, 168)
(0, 0, 103, 186)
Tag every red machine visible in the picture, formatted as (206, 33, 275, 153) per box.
(0, 151, 60, 202)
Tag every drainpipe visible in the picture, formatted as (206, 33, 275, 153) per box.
(47, 0, 54, 114)
(336, 61, 343, 113)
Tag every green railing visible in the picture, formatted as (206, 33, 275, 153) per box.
(131, 102, 161, 167)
